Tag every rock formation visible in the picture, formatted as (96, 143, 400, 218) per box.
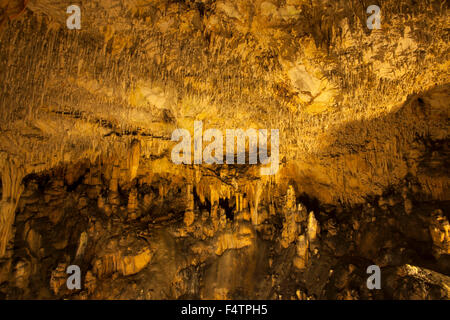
(0, 0, 448, 300)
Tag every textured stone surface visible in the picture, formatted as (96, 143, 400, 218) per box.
(0, 0, 448, 300)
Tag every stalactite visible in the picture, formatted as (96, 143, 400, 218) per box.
(251, 181, 263, 225)
(235, 193, 240, 212)
(0, 158, 25, 258)
(128, 139, 141, 181)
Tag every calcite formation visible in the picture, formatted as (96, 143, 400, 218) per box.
(0, 0, 448, 300)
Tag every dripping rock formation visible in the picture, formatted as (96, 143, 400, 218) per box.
(0, 0, 449, 300)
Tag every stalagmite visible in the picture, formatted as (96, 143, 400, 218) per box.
(127, 188, 139, 219)
(286, 185, 296, 210)
(293, 235, 309, 270)
(307, 211, 319, 243)
(281, 185, 300, 248)
(0, 0, 448, 301)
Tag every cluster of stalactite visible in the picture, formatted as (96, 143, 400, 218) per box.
(0, 158, 24, 257)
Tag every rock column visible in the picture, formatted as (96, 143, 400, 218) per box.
(0, 158, 24, 258)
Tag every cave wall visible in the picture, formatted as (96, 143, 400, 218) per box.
(0, 0, 448, 299)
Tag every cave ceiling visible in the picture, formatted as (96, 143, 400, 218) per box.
(0, 0, 449, 300)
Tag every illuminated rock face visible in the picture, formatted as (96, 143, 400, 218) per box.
(430, 210, 450, 257)
(0, 0, 449, 300)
